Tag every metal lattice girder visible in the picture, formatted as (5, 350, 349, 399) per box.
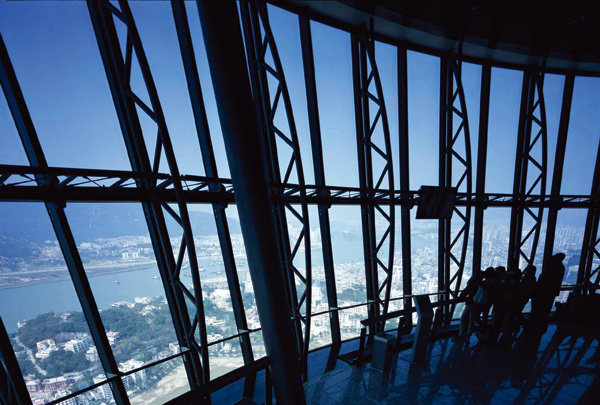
(86, 0, 209, 385)
(509, 69, 548, 270)
(578, 96, 600, 291)
(239, 0, 312, 380)
(1, 164, 598, 209)
(439, 55, 472, 324)
(580, 207, 600, 290)
(170, 0, 256, 396)
(543, 75, 574, 267)
(352, 31, 395, 333)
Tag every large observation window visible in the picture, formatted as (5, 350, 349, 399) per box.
(2, 1, 600, 403)
(0, 202, 107, 403)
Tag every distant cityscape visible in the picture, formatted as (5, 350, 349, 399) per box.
(1, 216, 586, 404)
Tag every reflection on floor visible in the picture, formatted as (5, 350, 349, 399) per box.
(304, 324, 600, 404)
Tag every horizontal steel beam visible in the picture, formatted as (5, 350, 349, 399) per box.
(0, 164, 595, 207)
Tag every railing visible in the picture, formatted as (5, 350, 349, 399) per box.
(167, 356, 271, 405)
(6, 283, 596, 405)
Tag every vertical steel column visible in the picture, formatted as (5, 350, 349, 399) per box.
(508, 69, 547, 270)
(86, 0, 204, 388)
(97, 0, 213, 380)
(238, 0, 312, 380)
(196, 1, 305, 402)
(578, 95, 600, 291)
(438, 57, 449, 301)
(438, 55, 472, 323)
(352, 31, 396, 333)
(544, 75, 574, 265)
(509, 71, 532, 269)
(0, 317, 31, 405)
(298, 17, 342, 349)
(352, 33, 377, 332)
(0, 33, 130, 405)
(170, 0, 255, 396)
(398, 46, 413, 317)
(472, 64, 491, 273)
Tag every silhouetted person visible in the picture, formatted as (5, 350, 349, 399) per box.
(531, 253, 565, 321)
(497, 268, 525, 345)
(520, 253, 566, 350)
(457, 270, 486, 339)
(484, 266, 507, 343)
(481, 267, 501, 336)
(515, 265, 537, 316)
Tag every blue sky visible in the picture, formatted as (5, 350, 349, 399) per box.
(1, 0, 600, 206)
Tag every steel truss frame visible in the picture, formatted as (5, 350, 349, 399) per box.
(171, 0, 256, 396)
(509, 69, 548, 270)
(472, 64, 492, 277)
(439, 54, 472, 324)
(239, 0, 313, 380)
(3, 1, 600, 403)
(578, 113, 600, 291)
(398, 46, 414, 324)
(1, 164, 597, 209)
(86, 0, 209, 389)
(352, 29, 395, 335)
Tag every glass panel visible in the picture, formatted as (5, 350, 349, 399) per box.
(462, 219, 475, 282)
(312, 21, 358, 187)
(461, 62, 481, 175)
(555, 209, 587, 302)
(0, 86, 29, 166)
(309, 313, 332, 350)
(407, 51, 439, 189)
(543, 74, 565, 190)
(389, 206, 404, 312)
(339, 305, 368, 341)
(375, 41, 399, 190)
(0, 202, 107, 404)
(208, 344, 244, 380)
(307, 205, 331, 349)
(50, 381, 117, 405)
(0, 1, 130, 170)
(481, 208, 511, 269)
(128, 1, 209, 177)
(186, 204, 250, 372)
(524, 210, 549, 270)
(250, 331, 267, 359)
(267, 4, 314, 185)
(65, 203, 178, 369)
(126, 357, 190, 404)
(411, 210, 438, 295)
(561, 76, 600, 195)
(330, 206, 366, 319)
(486, 67, 523, 193)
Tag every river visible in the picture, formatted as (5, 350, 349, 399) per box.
(0, 229, 429, 333)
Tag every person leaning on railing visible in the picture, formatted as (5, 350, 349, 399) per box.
(456, 270, 487, 340)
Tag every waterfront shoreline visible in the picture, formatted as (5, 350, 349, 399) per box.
(0, 261, 157, 291)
